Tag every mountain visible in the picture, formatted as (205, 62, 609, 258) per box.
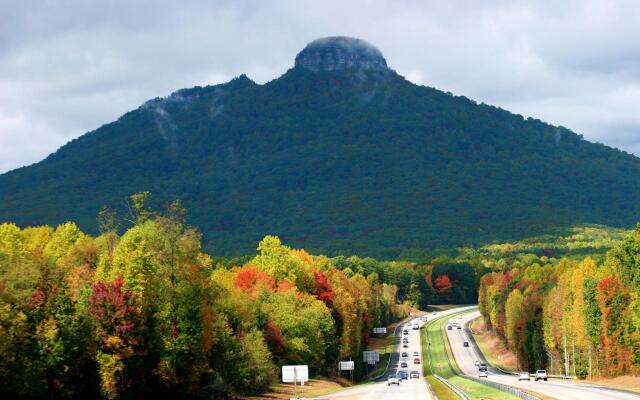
(2, 36, 640, 258)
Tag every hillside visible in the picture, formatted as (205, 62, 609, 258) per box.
(1, 36, 640, 258)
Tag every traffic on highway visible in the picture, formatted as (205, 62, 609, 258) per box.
(315, 306, 640, 400)
(447, 310, 640, 400)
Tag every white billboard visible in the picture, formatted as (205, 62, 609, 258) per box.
(339, 361, 355, 371)
(282, 365, 309, 383)
(363, 351, 380, 364)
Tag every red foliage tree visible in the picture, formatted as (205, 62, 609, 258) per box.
(88, 274, 137, 347)
(264, 320, 287, 361)
(234, 265, 275, 293)
(313, 271, 334, 307)
(434, 275, 453, 294)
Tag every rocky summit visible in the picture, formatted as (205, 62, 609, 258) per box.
(294, 36, 389, 72)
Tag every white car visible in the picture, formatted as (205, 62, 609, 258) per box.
(388, 374, 400, 386)
(479, 370, 488, 378)
(474, 360, 481, 366)
(410, 370, 420, 379)
(413, 351, 419, 357)
(534, 370, 548, 381)
(518, 372, 530, 381)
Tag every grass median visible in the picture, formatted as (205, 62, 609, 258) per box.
(422, 311, 520, 400)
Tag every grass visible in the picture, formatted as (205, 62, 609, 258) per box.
(421, 315, 460, 400)
(242, 377, 357, 399)
(469, 316, 517, 372)
(422, 311, 520, 400)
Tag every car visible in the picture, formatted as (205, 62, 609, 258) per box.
(457, 326, 462, 329)
(398, 371, 408, 380)
(401, 352, 409, 357)
(413, 351, 419, 357)
(463, 341, 469, 347)
(414, 358, 421, 364)
(388, 374, 400, 386)
(400, 362, 408, 368)
(474, 360, 481, 366)
(447, 325, 452, 330)
(432, 312, 437, 315)
(518, 372, 530, 381)
(410, 370, 420, 379)
(403, 343, 409, 348)
(479, 364, 487, 372)
(534, 370, 548, 381)
(403, 330, 409, 335)
(479, 370, 488, 378)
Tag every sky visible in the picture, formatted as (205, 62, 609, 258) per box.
(1, 0, 640, 173)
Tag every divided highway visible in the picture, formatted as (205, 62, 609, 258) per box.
(314, 307, 473, 400)
(448, 310, 640, 400)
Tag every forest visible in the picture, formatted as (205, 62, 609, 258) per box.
(0, 193, 487, 399)
(478, 223, 640, 378)
(0, 195, 409, 399)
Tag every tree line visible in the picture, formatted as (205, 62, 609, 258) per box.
(0, 196, 406, 399)
(478, 223, 640, 378)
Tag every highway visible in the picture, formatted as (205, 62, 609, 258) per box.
(314, 307, 474, 400)
(448, 310, 640, 400)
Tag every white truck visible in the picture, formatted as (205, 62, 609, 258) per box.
(534, 370, 548, 381)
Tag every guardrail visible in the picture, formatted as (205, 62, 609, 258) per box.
(433, 373, 470, 400)
(423, 311, 473, 400)
(464, 375, 540, 400)
(442, 310, 542, 400)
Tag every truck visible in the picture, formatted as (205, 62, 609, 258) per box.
(534, 370, 548, 381)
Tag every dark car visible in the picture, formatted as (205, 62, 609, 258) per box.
(401, 352, 409, 357)
(414, 358, 421, 364)
(463, 341, 469, 347)
(447, 325, 452, 330)
(403, 343, 409, 348)
(399, 370, 408, 380)
(400, 361, 408, 368)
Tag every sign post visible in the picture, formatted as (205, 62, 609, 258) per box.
(339, 360, 355, 383)
(282, 365, 308, 400)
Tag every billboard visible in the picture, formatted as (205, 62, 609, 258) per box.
(282, 365, 309, 383)
(363, 351, 380, 364)
(339, 361, 355, 371)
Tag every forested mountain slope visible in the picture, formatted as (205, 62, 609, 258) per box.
(1, 36, 639, 257)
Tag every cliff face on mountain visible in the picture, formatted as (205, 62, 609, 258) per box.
(2, 37, 640, 258)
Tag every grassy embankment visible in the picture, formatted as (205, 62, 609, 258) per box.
(469, 317, 517, 372)
(422, 311, 520, 400)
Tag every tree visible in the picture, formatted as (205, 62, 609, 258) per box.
(434, 275, 453, 294)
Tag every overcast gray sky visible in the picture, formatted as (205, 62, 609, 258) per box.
(1, 0, 640, 173)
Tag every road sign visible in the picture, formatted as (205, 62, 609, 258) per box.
(363, 351, 380, 364)
(282, 365, 309, 383)
(339, 361, 355, 371)
(373, 327, 387, 334)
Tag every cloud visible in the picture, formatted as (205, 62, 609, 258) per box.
(1, 0, 640, 172)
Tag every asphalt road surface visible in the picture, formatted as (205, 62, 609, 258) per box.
(314, 306, 475, 400)
(449, 311, 640, 400)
